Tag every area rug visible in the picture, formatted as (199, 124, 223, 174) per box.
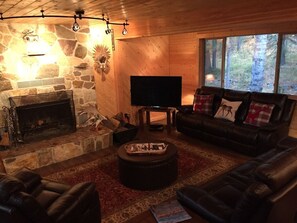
(47, 137, 241, 223)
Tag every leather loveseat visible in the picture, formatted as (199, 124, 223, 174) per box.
(0, 169, 101, 223)
(176, 140, 297, 223)
(176, 86, 296, 156)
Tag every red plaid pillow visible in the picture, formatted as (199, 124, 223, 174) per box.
(193, 94, 214, 115)
(244, 101, 275, 127)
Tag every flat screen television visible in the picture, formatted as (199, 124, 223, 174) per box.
(130, 76, 182, 107)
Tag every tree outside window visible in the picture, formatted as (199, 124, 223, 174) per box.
(204, 33, 297, 96)
(279, 34, 297, 95)
(204, 39, 222, 87)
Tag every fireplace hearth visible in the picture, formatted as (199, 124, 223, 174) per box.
(9, 91, 76, 143)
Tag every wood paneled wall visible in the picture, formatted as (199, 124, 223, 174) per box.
(94, 33, 118, 118)
(114, 36, 170, 124)
(114, 30, 297, 138)
(169, 33, 199, 105)
(114, 34, 200, 124)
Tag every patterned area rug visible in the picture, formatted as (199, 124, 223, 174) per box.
(47, 137, 241, 223)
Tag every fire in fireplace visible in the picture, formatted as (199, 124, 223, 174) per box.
(9, 91, 76, 143)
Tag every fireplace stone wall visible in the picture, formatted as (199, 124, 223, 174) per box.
(0, 23, 105, 147)
(0, 76, 96, 146)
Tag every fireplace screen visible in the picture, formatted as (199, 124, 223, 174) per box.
(9, 91, 76, 143)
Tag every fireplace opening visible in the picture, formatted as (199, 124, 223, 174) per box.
(9, 91, 76, 143)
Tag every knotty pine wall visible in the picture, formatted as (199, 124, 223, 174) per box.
(169, 33, 199, 105)
(114, 30, 297, 138)
(115, 34, 199, 124)
(115, 36, 170, 124)
(94, 38, 118, 118)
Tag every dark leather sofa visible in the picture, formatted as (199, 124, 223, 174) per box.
(176, 139, 297, 223)
(176, 86, 296, 156)
(0, 169, 101, 223)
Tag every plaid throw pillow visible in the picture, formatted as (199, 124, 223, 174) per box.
(244, 101, 275, 127)
(193, 94, 214, 116)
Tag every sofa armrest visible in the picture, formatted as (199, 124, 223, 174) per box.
(13, 169, 42, 192)
(176, 105, 193, 113)
(8, 192, 51, 223)
(47, 182, 100, 222)
(177, 186, 232, 223)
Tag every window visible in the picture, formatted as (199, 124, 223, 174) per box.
(279, 34, 297, 95)
(204, 33, 297, 96)
(204, 39, 222, 87)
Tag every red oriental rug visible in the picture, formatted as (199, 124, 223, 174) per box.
(47, 137, 241, 223)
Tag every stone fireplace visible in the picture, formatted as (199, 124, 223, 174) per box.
(0, 87, 113, 173)
(9, 91, 76, 143)
(0, 23, 115, 172)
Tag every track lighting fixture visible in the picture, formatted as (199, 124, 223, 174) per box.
(122, 21, 128, 35)
(72, 15, 80, 32)
(0, 10, 129, 35)
(105, 21, 112, 34)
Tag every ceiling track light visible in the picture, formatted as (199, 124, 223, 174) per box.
(72, 15, 80, 32)
(0, 10, 129, 35)
(105, 20, 112, 34)
(122, 20, 128, 35)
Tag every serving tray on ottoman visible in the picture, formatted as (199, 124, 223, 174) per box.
(125, 142, 168, 155)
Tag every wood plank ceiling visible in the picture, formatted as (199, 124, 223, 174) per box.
(1, 0, 297, 38)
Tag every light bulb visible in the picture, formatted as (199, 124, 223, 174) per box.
(72, 22, 80, 32)
(122, 26, 128, 35)
(72, 15, 80, 32)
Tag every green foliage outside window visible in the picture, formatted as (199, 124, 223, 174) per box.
(204, 34, 297, 95)
(279, 34, 297, 95)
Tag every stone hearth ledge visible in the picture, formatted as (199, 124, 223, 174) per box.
(0, 127, 113, 174)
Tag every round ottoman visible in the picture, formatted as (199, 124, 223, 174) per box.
(117, 140, 178, 190)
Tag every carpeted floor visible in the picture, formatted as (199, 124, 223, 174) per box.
(47, 137, 241, 223)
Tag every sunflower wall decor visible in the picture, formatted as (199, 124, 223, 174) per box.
(93, 44, 111, 75)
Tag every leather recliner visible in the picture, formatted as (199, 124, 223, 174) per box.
(177, 143, 297, 223)
(0, 169, 101, 223)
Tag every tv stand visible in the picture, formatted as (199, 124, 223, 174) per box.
(138, 107, 176, 133)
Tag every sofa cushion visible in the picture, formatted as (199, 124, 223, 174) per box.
(223, 89, 251, 123)
(193, 94, 214, 115)
(232, 182, 272, 223)
(0, 174, 25, 202)
(47, 182, 97, 222)
(177, 185, 233, 223)
(214, 98, 242, 122)
(14, 169, 42, 193)
(176, 112, 207, 129)
(281, 99, 297, 123)
(228, 160, 261, 186)
(203, 118, 233, 137)
(250, 92, 287, 122)
(228, 124, 259, 145)
(198, 86, 224, 97)
(254, 147, 297, 191)
(244, 101, 275, 127)
(8, 192, 51, 223)
(197, 86, 224, 116)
